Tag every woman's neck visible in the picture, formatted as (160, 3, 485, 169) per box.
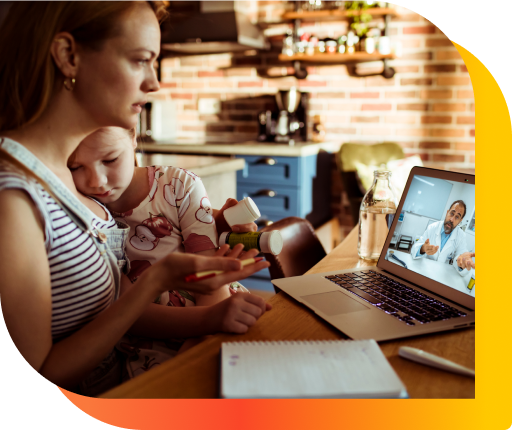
(106, 166, 150, 214)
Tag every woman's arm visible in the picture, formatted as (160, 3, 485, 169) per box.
(0, 191, 265, 389)
(0, 189, 171, 388)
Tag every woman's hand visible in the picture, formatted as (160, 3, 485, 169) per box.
(143, 245, 269, 296)
(213, 198, 258, 233)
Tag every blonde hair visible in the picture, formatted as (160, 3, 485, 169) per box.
(0, 1, 168, 133)
(67, 127, 137, 168)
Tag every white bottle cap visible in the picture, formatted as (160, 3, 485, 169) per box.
(219, 231, 229, 246)
(260, 230, 283, 255)
(223, 197, 261, 227)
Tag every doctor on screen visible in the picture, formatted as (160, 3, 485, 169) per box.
(411, 200, 475, 276)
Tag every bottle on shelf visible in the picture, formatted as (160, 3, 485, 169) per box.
(346, 31, 359, 54)
(325, 38, 337, 54)
(316, 38, 326, 54)
(295, 31, 310, 56)
(337, 35, 347, 53)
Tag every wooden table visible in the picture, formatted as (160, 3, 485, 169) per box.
(102, 227, 475, 399)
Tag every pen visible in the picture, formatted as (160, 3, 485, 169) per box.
(399, 346, 475, 378)
(185, 257, 264, 282)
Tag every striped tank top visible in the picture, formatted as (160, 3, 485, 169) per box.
(0, 169, 117, 340)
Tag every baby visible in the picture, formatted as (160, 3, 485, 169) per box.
(68, 127, 262, 377)
(69, 127, 247, 307)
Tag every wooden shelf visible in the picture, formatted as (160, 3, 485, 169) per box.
(282, 7, 398, 22)
(278, 53, 395, 64)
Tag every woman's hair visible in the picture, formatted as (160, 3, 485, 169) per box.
(0, 1, 168, 133)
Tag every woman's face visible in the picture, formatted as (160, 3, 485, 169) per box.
(74, 3, 161, 130)
(69, 127, 136, 204)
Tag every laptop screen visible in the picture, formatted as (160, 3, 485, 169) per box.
(383, 174, 475, 297)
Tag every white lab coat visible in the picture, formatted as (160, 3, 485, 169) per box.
(410, 220, 470, 277)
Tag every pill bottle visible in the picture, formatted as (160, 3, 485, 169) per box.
(223, 197, 261, 227)
(219, 231, 283, 255)
(467, 269, 475, 291)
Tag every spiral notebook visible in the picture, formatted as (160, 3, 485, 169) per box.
(220, 339, 408, 399)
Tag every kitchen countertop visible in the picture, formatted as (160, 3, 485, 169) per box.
(139, 140, 342, 157)
(138, 153, 245, 177)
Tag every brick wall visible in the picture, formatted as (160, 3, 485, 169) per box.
(150, 1, 475, 231)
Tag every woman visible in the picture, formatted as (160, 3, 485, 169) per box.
(0, 1, 270, 396)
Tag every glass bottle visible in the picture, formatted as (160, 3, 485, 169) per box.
(358, 170, 397, 260)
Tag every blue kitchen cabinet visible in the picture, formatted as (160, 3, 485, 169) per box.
(235, 153, 330, 291)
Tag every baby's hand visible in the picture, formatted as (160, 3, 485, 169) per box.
(213, 198, 258, 234)
(208, 292, 272, 334)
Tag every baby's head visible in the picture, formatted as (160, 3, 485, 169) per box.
(69, 127, 136, 204)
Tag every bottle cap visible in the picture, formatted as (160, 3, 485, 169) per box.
(260, 230, 283, 255)
(223, 197, 261, 227)
(219, 231, 229, 246)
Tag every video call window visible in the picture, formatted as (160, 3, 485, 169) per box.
(385, 175, 475, 297)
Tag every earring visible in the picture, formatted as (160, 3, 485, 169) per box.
(63, 77, 76, 91)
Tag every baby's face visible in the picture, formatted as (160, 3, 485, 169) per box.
(69, 127, 136, 205)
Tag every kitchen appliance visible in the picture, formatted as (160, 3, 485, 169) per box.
(160, 1, 269, 55)
(257, 89, 309, 144)
(137, 101, 177, 142)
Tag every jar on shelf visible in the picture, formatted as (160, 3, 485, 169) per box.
(378, 36, 391, 55)
(360, 35, 375, 54)
(295, 41, 306, 55)
(358, 170, 397, 261)
(346, 31, 358, 54)
(306, 41, 316, 56)
(337, 35, 347, 53)
(325, 39, 337, 54)
(316, 40, 326, 54)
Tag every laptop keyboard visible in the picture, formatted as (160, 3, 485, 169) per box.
(325, 270, 466, 326)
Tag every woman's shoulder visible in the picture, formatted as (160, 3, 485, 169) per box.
(0, 164, 48, 208)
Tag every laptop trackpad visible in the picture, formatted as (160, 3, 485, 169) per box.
(301, 291, 370, 316)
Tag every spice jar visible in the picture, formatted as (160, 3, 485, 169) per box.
(337, 35, 347, 53)
(346, 31, 358, 54)
(306, 41, 315, 56)
(295, 41, 306, 55)
(325, 39, 337, 54)
(307, 35, 318, 55)
(316, 40, 326, 54)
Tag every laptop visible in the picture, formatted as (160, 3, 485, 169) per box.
(272, 167, 475, 341)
